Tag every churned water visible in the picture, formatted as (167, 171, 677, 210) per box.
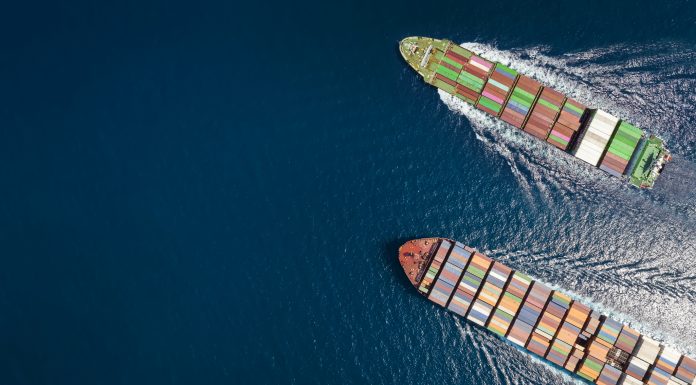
(1, 0, 695, 384)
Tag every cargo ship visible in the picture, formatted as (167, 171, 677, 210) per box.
(399, 238, 696, 385)
(399, 37, 671, 188)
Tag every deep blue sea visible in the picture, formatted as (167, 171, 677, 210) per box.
(1, 1, 696, 384)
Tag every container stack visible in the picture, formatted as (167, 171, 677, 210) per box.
(490, 272, 530, 337)
(500, 75, 542, 129)
(486, 269, 525, 337)
(599, 121, 644, 177)
(455, 54, 493, 104)
(645, 366, 671, 385)
(447, 44, 473, 62)
(466, 259, 504, 327)
(418, 240, 452, 294)
(547, 98, 587, 150)
(523, 87, 565, 140)
(433, 60, 459, 95)
(564, 312, 600, 372)
(574, 110, 620, 166)
(473, 262, 511, 328)
(626, 355, 651, 382)
(447, 252, 490, 317)
(429, 45, 465, 93)
(427, 249, 463, 307)
(615, 326, 641, 354)
(507, 274, 541, 347)
(675, 356, 696, 384)
(597, 365, 623, 385)
(431, 244, 471, 306)
(430, 45, 494, 104)
(597, 318, 622, 347)
(550, 302, 593, 367)
(476, 63, 518, 117)
(577, 355, 605, 382)
(624, 336, 661, 382)
(509, 282, 551, 348)
(619, 375, 644, 385)
(581, 318, 623, 382)
(528, 291, 571, 357)
(521, 282, 553, 356)
(655, 347, 680, 376)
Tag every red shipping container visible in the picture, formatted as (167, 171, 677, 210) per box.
(445, 50, 468, 66)
(435, 74, 457, 87)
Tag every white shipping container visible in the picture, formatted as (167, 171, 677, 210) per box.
(575, 146, 604, 166)
(490, 270, 507, 282)
(660, 347, 682, 366)
(537, 329, 554, 340)
(630, 355, 651, 370)
(574, 110, 619, 166)
(635, 336, 661, 364)
(620, 374, 644, 385)
(508, 336, 526, 347)
(668, 376, 689, 385)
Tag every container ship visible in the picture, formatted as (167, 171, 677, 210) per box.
(399, 37, 671, 188)
(399, 238, 696, 385)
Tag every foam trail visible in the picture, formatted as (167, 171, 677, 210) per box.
(447, 270, 695, 385)
(454, 317, 582, 385)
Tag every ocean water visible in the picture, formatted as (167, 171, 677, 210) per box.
(1, 0, 696, 384)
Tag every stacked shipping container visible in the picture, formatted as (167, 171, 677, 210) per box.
(575, 110, 620, 166)
(414, 238, 696, 385)
(548, 98, 587, 150)
(418, 240, 451, 294)
(524, 87, 565, 140)
(508, 281, 550, 347)
(472, 262, 510, 327)
(500, 75, 542, 129)
(445, 247, 479, 317)
(600, 121, 643, 176)
(456, 55, 494, 104)
(476, 63, 518, 116)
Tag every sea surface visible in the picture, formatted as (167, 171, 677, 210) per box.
(1, 0, 696, 384)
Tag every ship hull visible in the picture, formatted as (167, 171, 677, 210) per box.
(398, 37, 670, 188)
(398, 238, 696, 385)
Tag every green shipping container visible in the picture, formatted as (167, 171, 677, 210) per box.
(456, 77, 482, 93)
(436, 65, 459, 82)
(510, 94, 532, 108)
(459, 71, 485, 86)
(495, 63, 518, 77)
(512, 89, 535, 105)
(468, 265, 486, 279)
(441, 55, 463, 70)
(433, 79, 456, 94)
(563, 101, 584, 115)
(549, 134, 568, 146)
(537, 97, 561, 112)
(478, 97, 502, 112)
